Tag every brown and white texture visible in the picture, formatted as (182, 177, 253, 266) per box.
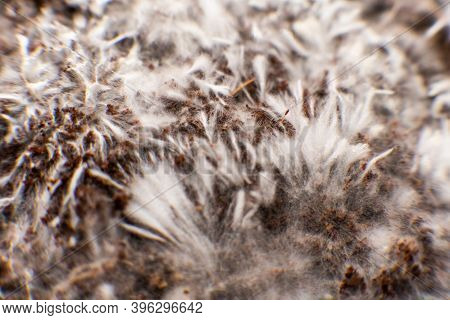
(0, 0, 449, 299)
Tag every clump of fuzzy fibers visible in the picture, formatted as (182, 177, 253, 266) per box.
(0, 0, 449, 299)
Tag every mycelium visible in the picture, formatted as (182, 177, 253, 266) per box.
(0, 0, 448, 299)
